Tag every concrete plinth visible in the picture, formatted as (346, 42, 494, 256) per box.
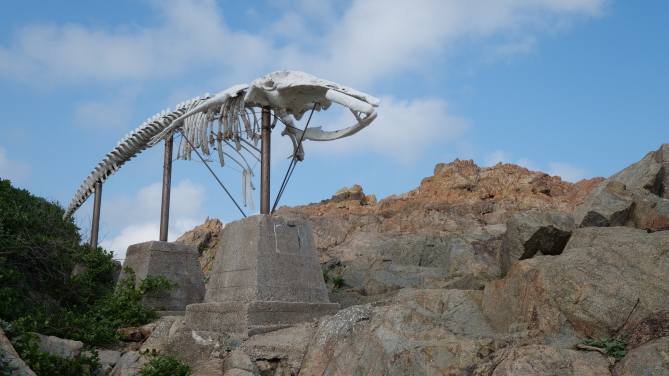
(205, 215, 330, 304)
(186, 215, 339, 338)
(118, 241, 205, 311)
(186, 301, 339, 338)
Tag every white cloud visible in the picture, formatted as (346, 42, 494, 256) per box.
(479, 152, 590, 183)
(483, 150, 514, 167)
(547, 162, 589, 183)
(298, 97, 469, 163)
(516, 157, 540, 172)
(98, 179, 207, 259)
(0, 0, 608, 87)
(0, 147, 31, 183)
(73, 86, 142, 130)
(0, 0, 270, 84)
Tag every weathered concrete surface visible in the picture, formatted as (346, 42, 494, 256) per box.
(0, 327, 36, 376)
(186, 301, 338, 339)
(500, 210, 575, 274)
(483, 227, 669, 339)
(491, 345, 611, 376)
(176, 217, 223, 278)
(612, 337, 669, 376)
(118, 241, 205, 311)
(35, 333, 83, 360)
(574, 144, 669, 230)
(206, 215, 330, 304)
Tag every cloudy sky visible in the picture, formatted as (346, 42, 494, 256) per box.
(1, 1, 667, 259)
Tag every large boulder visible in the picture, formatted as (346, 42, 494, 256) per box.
(500, 210, 575, 275)
(35, 334, 83, 360)
(612, 337, 669, 376)
(326, 233, 501, 308)
(619, 310, 669, 349)
(492, 345, 611, 376)
(483, 227, 669, 339)
(299, 288, 550, 375)
(574, 144, 669, 230)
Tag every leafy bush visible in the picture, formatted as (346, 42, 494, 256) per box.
(581, 334, 627, 360)
(8, 332, 100, 376)
(333, 276, 345, 289)
(323, 271, 329, 283)
(0, 347, 19, 376)
(139, 349, 191, 376)
(0, 178, 182, 375)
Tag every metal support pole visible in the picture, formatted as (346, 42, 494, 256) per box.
(91, 181, 102, 249)
(159, 133, 173, 241)
(260, 106, 271, 214)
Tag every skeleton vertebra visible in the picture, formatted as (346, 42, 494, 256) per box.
(64, 71, 379, 220)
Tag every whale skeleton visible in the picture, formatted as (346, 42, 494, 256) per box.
(63, 71, 380, 220)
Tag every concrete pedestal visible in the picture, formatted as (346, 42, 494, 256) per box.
(118, 241, 205, 311)
(186, 215, 339, 338)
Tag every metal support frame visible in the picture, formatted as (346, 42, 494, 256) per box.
(91, 181, 102, 249)
(260, 107, 271, 214)
(159, 134, 173, 241)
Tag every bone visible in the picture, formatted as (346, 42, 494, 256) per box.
(65, 71, 379, 220)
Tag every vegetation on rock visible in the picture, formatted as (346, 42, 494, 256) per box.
(0, 178, 178, 374)
(139, 349, 191, 376)
(0, 347, 19, 375)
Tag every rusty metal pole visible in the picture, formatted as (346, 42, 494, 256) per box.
(159, 133, 173, 241)
(90, 181, 102, 249)
(260, 106, 271, 214)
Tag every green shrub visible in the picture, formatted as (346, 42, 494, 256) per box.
(0, 179, 180, 345)
(333, 276, 345, 289)
(323, 271, 330, 283)
(0, 347, 19, 376)
(580, 334, 628, 360)
(139, 349, 191, 376)
(8, 332, 100, 376)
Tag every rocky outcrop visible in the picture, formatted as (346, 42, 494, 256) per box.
(276, 159, 602, 245)
(483, 226, 669, 339)
(176, 217, 223, 278)
(492, 345, 611, 376)
(298, 288, 600, 375)
(574, 144, 669, 230)
(612, 337, 669, 376)
(326, 232, 501, 308)
(619, 310, 669, 350)
(168, 154, 669, 375)
(271, 160, 602, 307)
(500, 210, 575, 274)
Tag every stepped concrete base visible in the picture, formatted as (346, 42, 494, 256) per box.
(118, 241, 205, 311)
(186, 301, 340, 338)
(205, 215, 330, 304)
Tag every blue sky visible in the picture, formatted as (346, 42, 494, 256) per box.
(1, 0, 667, 259)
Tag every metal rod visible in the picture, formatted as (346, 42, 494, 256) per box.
(159, 133, 173, 242)
(260, 106, 271, 214)
(91, 181, 102, 249)
(271, 103, 318, 214)
(178, 130, 246, 218)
